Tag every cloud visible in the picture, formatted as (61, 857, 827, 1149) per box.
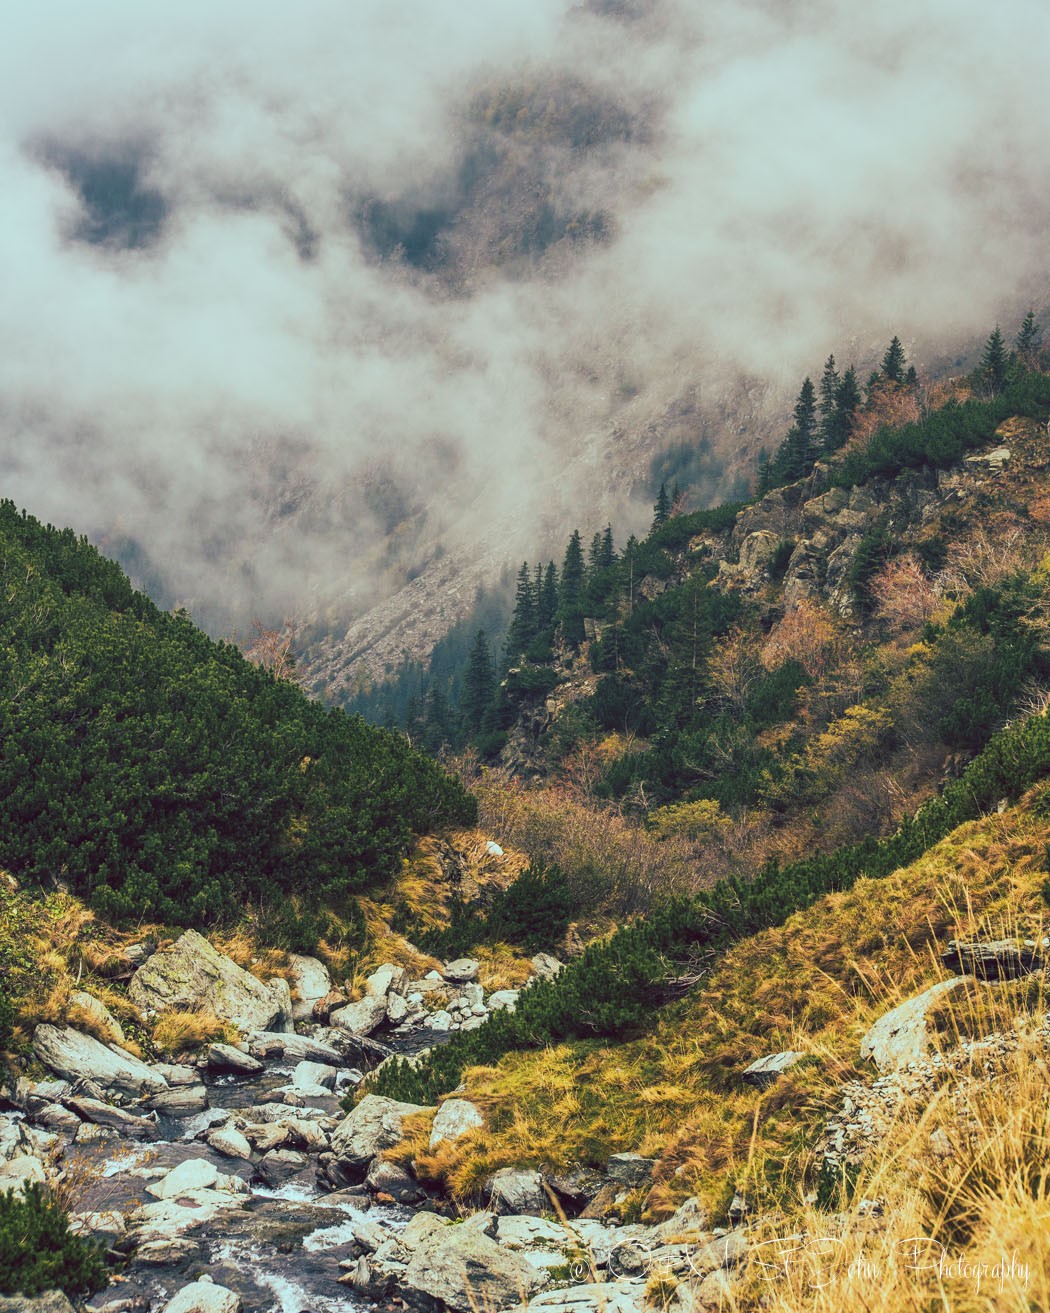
(1, 0, 1048, 636)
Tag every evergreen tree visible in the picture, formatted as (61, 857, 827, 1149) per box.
(504, 562, 536, 663)
(904, 364, 918, 386)
(600, 525, 615, 568)
(460, 630, 495, 737)
(1015, 310, 1042, 368)
(817, 355, 840, 451)
(538, 562, 558, 631)
(651, 483, 671, 531)
(865, 369, 882, 402)
(780, 376, 818, 480)
(979, 325, 1008, 395)
(831, 366, 862, 449)
(881, 335, 907, 383)
(587, 532, 604, 578)
(558, 530, 586, 647)
(756, 450, 773, 495)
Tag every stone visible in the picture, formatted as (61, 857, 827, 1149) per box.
(256, 1149, 309, 1186)
(65, 1097, 155, 1136)
(401, 1217, 547, 1312)
(152, 1062, 198, 1086)
(860, 978, 974, 1071)
(70, 1209, 126, 1247)
(496, 1216, 574, 1249)
(69, 990, 125, 1045)
(386, 993, 410, 1025)
(330, 994, 388, 1037)
(128, 930, 290, 1034)
(146, 1086, 209, 1116)
(652, 1197, 710, 1244)
(606, 1154, 657, 1188)
(487, 1167, 551, 1216)
(147, 1158, 248, 1200)
(290, 1060, 337, 1091)
(488, 990, 520, 1013)
(530, 953, 564, 981)
(135, 1238, 203, 1266)
(741, 1051, 805, 1088)
(0, 1155, 46, 1191)
(162, 1279, 242, 1313)
(246, 1031, 344, 1064)
(546, 1167, 607, 1214)
(364, 1158, 425, 1203)
(365, 964, 410, 997)
(442, 958, 480, 983)
(207, 1126, 253, 1160)
(206, 1042, 264, 1075)
(288, 954, 332, 1020)
(941, 938, 1044, 980)
(430, 1097, 484, 1150)
(330, 1093, 430, 1172)
(528, 1281, 646, 1313)
(428, 1009, 453, 1031)
(130, 1191, 247, 1244)
(33, 1025, 168, 1095)
(689, 1229, 749, 1276)
(283, 1118, 330, 1152)
(311, 990, 348, 1023)
(34, 1103, 83, 1131)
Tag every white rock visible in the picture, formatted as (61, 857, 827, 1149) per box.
(428, 1010, 453, 1032)
(0, 1155, 46, 1191)
(530, 953, 564, 981)
(330, 1093, 431, 1170)
(330, 994, 388, 1037)
(487, 990, 520, 1013)
(861, 978, 974, 1071)
(289, 954, 332, 1021)
(207, 1127, 253, 1161)
(291, 1060, 337, 1091)
(33, 1025, 168, 1095)
(147, 1158, 248, 1200)
(365, 964, 410, 998)
(442, 958, 479, 983)
(162, 1278, 242, 1313)
(429, 1098, 484, 1150)
(386, 993, 410, 1025)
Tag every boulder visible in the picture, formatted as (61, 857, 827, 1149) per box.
(606, 1154, 657, 1188)
(33, 1025, 167, 1095)
(34, 1103, 83, 1132)
(256, 1149, 309, 1186)
(430, 1097, 484, 1150)
(652, 1197, 710, 1244)
(290, 1060, 337, 1092)
(288, 954, 332, 1021)
(365, 1158, 426, 1203)
(860, 978, 974, 1071)
(147, 1158, 248, 1200)
(0, 1155, 46, 1191)
(487, 1167, 550, 1216)
(330, 1093, 430, 1172)
(528, 1281, 646, 1313)
(152, 1062, 199, 1086)
(941, 938, 1044, 980)
(741, 1051, 805, 1088)
(130, 1191, 247, 1244)
(206, 1043, 264, 1076)
(162, 1278, 242, 1313)
(128, 930, 290, 1033)
(207, 1126, 253, 1160)
(69, 990, 125, 1045)
(386, 993, 410, 1026)
(330, 994, 388, 1037)
(530, 953, 564, 981)
(428, 1010, 453, 1032)
(488, 990, 520, 1013)
(69, 1209, 126, 1247)
(365, 964, 410, 997)
(401, 1217, 547, 1312)
(65, 1097, 155, 1135)
(247, 1031, 344, 1064)
(146, 1086, 209, 1117)
(311, 989, 348, 1023)
(546, 1167, 607, 1214)
(442, 958, 479, 983)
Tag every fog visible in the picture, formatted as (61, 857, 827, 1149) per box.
(2, 0, 1048, 639)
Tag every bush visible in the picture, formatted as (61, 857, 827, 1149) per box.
(415, 862, 576, 959)
(0, 1184, 108, 1298)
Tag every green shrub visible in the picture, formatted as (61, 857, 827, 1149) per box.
(0, 1184, 108, 1298)
(415, 862, 576, 960)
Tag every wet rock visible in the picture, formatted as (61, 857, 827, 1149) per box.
(146, 1086, 209, 1117)
(330, 994, 388, 1037)
(861, 977, 974, 1071)
(134, 1237, 203, 1266)
(290, 1060, 336, 1091)
(606, 1154, 657, 1188)
(69, 991, 125, 1045)
(65, 1097, 155, 1136)
(161, 1277, 241, 1313)
(486, 1167, 550, 1216)
(288, 954, 332, 1021)
(129, 930, 290, 1034)
(741, 1050, 805, 1088)
(330, 1094, 430, 1173)
(429, 1097, 484, 1150)
(206, 1043, 264, 1076)
(33, 1025, 168, 1095)
(442, 958, 479, 984)
(130, 1190, 248, 1244)
(147, 1158, 248, 1200)
(207, 1127, 253, 1161)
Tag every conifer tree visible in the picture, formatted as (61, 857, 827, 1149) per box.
(817, 355, 840, 451)
(979, 325, 1008, 395)
(881, 335, 907, 383)
(1015, 310, 1042, 369)
(600, 525, 615, 569)
(538, 562, 558, 631)
(756, 450, 773, 495)
(830, 366, 862, 449)
(558, 530, 586, 647)
(651, 484, 670, 531)
(505, 562, 536, 663)
(460, 629, 495, 736)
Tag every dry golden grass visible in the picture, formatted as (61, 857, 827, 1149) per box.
(151, 1008, 237, 1055)
(419, 788, 1050, 1227)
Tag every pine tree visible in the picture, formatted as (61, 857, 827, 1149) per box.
(781, 376, 817, 479)
(756, 450, 773, 495)
(558, 530, 586, 647)
(651, 484, 670, 531)
(504, 562, 536, 663)
(1015, 310, 1042, 369)
(904, 365, 918, 386)
(538, 562, 558, 631)
(460, 630, 495, 737)
(979, 325, 1008, 395)
(831, 366, 862, 449)
(881, 336, 907, 383)
(588, 532, 604, 578)
(600, 525, 615, 569)
(817, 355, 840, 451)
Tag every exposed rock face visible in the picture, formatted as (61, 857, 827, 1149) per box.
(366, 964, 410, 997)
(528, 1281, 645, 1312)
(0, 1295, 77, 1313)
(330, 1094, 430, 1172)
(941, 937, 1045, 980)
(65, 1097, 155, 1135)
(861, 977, 974, 1071)
(208, 1126, 253, 1160)
(429, 1098, 484, 1150)
(400, 1214, 547, 1311)
(606, 1154, 656, 1188)
(129, 930, 291, 1033)
(32, 1025, 168, 1095)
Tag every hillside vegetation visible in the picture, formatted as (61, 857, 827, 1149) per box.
(0, 501, 475, 927)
